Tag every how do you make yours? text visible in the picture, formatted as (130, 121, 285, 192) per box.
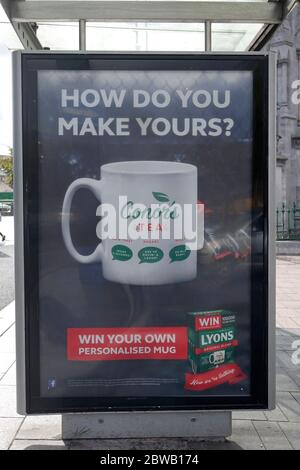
(58, 88, 235, 137)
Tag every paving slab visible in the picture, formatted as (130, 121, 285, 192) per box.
(0, 243, 14, 311)
(279, 422, 300, 450)
(277, 318, 299, 328)
(277, 351, 300, 370)
(0, 302, 15, 336)
(276, 370, 300, 392)
(0, 353, 16, 376)
(280, 328, 300, 335)
(10, 440, 67, 450)
(232, 410, 266, 421)
(277, 391, 300, 423)
(276, 340, 298, 351)
(0, 418, 23, 450)
(16, 415, 62, 440)
(0, 318, 14, 338)
(278, 301, 300, 310)
(284, 369, 300, 387)
(253, 421, 293, 450)
(229, 420, 265, 450)
(291, 392, 300, 405)
(0, 363, 16, 386)
(0, 326, 15, 353)
(263, 406, 289, 422)
(276, 328, 300, 338)
(0, 386, 22, 418)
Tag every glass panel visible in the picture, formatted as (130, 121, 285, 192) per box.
(0, 44, 13, 154)
(0, 7, 22, 154)
(0, 6, 23, 50)
(87, 22, 205, 51)
(212, 23, 265, 51)
(36, 22, 79, 50)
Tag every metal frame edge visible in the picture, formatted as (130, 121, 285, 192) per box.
(13, 50, 275, 414)
(268, 50, 277, 410)
(13, 50, 27, 416)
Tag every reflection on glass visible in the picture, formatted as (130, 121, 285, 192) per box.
(0, 5, 23, 49)
(212, 23, 264, 51)
(36, 22, 79, 50)
(86, 22, 205, 51)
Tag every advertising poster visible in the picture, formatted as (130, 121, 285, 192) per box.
(16, 53, 273, 413)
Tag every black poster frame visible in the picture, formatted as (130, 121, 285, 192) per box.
(18, 52, 271, 414)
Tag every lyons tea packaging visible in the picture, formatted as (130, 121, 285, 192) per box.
(187, 310, 237, 374)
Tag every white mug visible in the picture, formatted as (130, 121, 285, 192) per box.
(62, 161, 202, 285)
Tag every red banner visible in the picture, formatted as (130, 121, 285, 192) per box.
(68, 327, 187, 361)
(185, 364, 247, 391)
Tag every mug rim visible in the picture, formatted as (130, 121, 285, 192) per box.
(101, 160, 197, 175)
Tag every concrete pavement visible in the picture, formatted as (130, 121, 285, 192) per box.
(0, 216, 14, 310)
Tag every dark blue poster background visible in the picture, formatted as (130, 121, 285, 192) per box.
(36, 68, 253, 398)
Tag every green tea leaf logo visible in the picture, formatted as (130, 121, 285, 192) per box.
(152, 192, 170, 203)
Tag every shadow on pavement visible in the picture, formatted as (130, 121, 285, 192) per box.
(13, 438, 243, 450)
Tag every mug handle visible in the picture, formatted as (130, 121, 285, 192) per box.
(62, 178, 104, 264)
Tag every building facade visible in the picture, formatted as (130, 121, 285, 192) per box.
(264, 5, 300, 209)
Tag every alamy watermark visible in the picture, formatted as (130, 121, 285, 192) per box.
(291, 340, 300, 366)
(291, 80, 300, 105)
(95, 196, 200, 250)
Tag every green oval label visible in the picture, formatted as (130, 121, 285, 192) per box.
(152, 192, 170, 203)
(112, 244, 133, 261)
(169, 245, 191, 263)
(138, 247, 164, 264)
